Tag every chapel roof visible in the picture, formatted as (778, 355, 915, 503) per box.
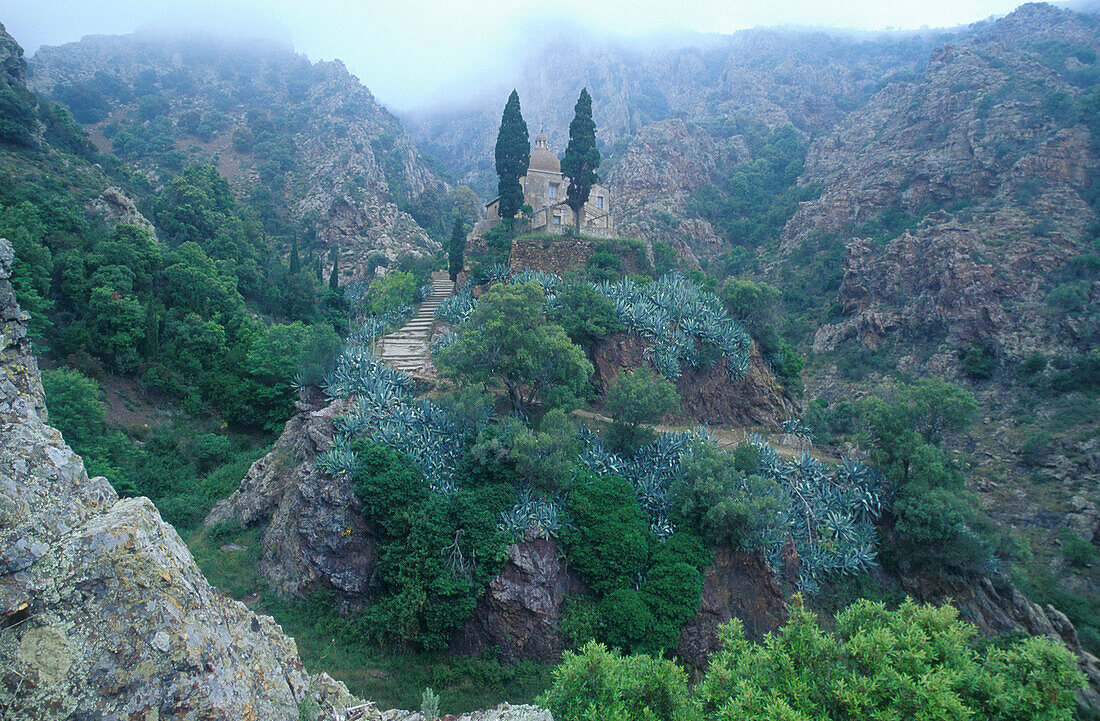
(529, 131, 561, 174)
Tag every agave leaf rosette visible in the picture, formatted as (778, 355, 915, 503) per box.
(743, 435, 883, 593)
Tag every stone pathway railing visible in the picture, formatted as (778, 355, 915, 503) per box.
(376, 271, 452, 374)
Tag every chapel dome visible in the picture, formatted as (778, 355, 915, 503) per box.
(528, 131, 561, 173)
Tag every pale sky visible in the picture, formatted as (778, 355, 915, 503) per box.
(8, 0, 1032, 109)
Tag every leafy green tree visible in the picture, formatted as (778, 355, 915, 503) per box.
(369, 270, 418, 316)
(0, 89, 38, 147)
(674, 442, 786, 548)
(604, 368, 679, 454)
(859, 379, 986, 570)
(561, 88, 600, 234)
(551, 281, 622, 348)
(494, 90, 529, 222)
(694, 597, 1083, 721)
(539, 640, 693, 721)
(436, 282, 592, 413)
(42, 368, 106, 460)
(509, 408, 584, 493)
(87, 286, 145, 372)
(446, 185, 482, 229)
(448, 217, 465, 287)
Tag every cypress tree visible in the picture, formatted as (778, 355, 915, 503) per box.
(329, 245, 340, 292)
(494, 90, 529, 222)
(289, 236, 301, 274)
(313, 254, 322, 282)
(448, 217, 466, 287)
(562, 88, 600, 234)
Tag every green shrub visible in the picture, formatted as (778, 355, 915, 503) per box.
(693, 597, 1083, 720)
(41, 368, 106, 460)
(562, 474, 650, 595)
(673, 442, 785, 548)
(559, 595, 601, 650)
(0, 89, 38, 147)
(1063, 535, 1098, 567)
(539, 641, 692, 721)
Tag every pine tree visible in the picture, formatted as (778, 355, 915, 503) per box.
(289, 236, 301, 274)
(562, 88, 600, 234)
(448, 217, 466, 288)
(494, 90, 529, 222)
(329, 245, 340, 292)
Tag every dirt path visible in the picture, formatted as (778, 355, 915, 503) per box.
(570, 408, 831, 460)
(377, 271, 452, 374)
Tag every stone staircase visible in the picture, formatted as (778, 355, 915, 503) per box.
(377, 271, 452, 374)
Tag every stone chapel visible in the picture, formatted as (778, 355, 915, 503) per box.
(480, 131, 614, 238)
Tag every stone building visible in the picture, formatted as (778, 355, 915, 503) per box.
(477, 131, 614, 238)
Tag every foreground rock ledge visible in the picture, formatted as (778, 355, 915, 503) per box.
(0, 236, 360, 720)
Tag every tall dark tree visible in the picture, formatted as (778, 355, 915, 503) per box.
(328, 245, 340, 292)
(562, 88, 600, 234)
(494, 90, 529, 223)
(289, 236, 301, 274)
(448, 217, 466, 289)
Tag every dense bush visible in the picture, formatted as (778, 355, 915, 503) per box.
(604, 368, 680, 455)
(0, 89, 39, 146)
(540, 641, 692, 721)
(542, 598, 1084, 721)
(351, 441, 513, 650)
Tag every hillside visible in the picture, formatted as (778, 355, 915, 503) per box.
(28, 31, 460, 277)
(412, 2, 1100, 666)
(4, 3, 1100, 718)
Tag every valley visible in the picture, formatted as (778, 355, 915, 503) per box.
(1, 3, 1099, 719)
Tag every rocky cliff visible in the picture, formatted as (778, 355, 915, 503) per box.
(28, 33, 444, 278)
(592, 332, 793, 428)
(206, 383, 791, 664)
(0, 237, 363, 720)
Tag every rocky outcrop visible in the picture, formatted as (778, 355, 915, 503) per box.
(205, 389, 375, 599)
(901, 569, 1100, 713)
(29, 34, 442, 278)
(0, 21, 25, 91)
(0, 238, 360, 720)
(383, 704, 552, 721)
(593, 333, 792, 428)
(90, 185, 159, 241)
(677, 547, 787, 666)
(607, 119, 748, 262)
(452, 535, 580, 664)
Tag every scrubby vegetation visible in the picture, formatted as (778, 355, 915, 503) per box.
(542, 597, 1084, 721)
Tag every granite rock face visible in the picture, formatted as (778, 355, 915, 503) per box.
(452, 535, 578, 664)
(91, 185, 159, 241)
(676, 547, 787, 667)
(205, 389, 376, 599)
(0, 238, 360, 720)
(0, 21, 25, 90)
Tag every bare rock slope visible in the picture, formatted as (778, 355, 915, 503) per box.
(0, 237, 362, 720)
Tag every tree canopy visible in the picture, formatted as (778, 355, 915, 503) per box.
(541, 597, 1084, 721)
(494, 90, 529, 222)
(605, 368, 680, 454)
(448, 217, 465, 285)
(562, 88, 600, 233)
(435, 281, 592, 413)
